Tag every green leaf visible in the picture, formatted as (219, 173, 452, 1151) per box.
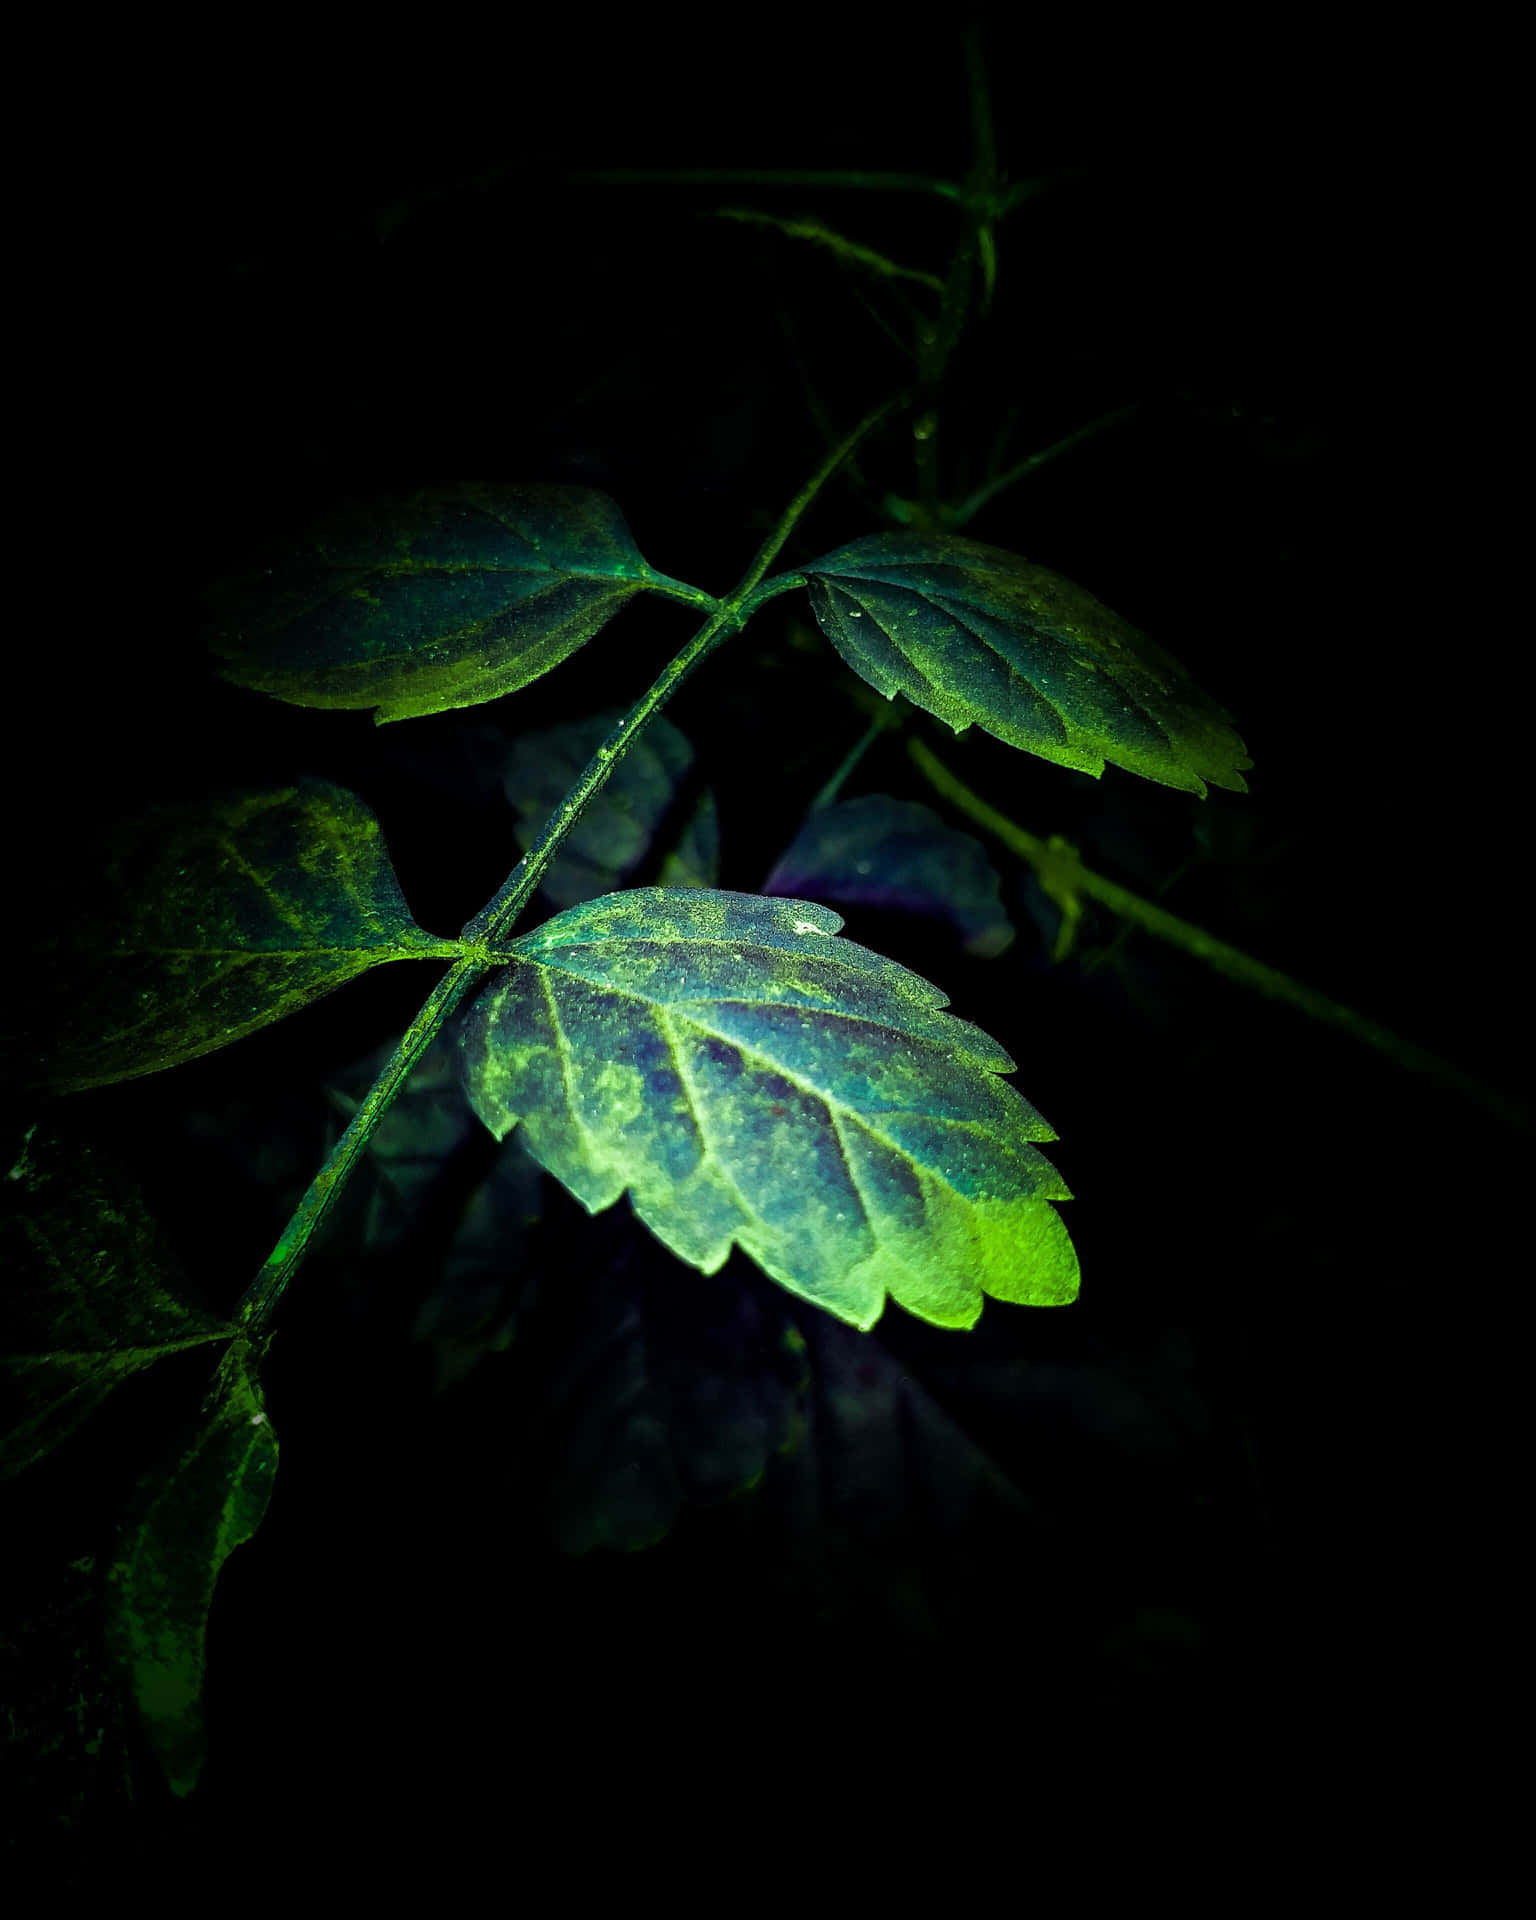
(801, 531, 1252, 796)
(104, 1341, 277, 1799)
(764, 794, 1014, 957)
(210, 484, 669, 723)
(503, 707, 719, 908)
(459, 888, 1077, 1332)
(27, 779, 455, 1095)
(0, 1119, 232, 1479)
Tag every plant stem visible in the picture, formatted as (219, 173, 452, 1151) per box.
(809, 715, 890, 813)
(949, 402, 1142, 530)
(908, 736, 1533, 1133)
(231, 393, 904, 1342)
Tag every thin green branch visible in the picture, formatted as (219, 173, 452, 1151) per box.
(809, 714, 891, 813)
(713, 206, 944, 293)
(908, 736, 1532, 1132)
(230, 394, 905, 1343)
(949, 402, 1143, 529)
(569, 168, 956, 196)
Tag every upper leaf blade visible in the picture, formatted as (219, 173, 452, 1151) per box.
(26, 779, 453, 1095)
(801, 531, 1252, 796)
(210, 484, 663, 723)
(459, 888, 1078, 1332)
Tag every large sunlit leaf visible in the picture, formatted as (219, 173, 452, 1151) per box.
(210, 484, 668, 723)
(503, 708, 719, 908)
(104, 1341, 277, 1799)
(764, 794, 1014, 957)
(26, 780, 456, 1095)
(0, 1119, 232, 1480)
(459, 888, 1077, 1332)
(801, 531, 1252, 796)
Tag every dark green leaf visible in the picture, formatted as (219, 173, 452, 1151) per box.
(801, 531, 1252, 796)
(28, 779, 455, 1094)
(0, 1120, 232, 1479)
(764, 794, 1014, 957)
(103, 1340, 277, 1798)
(503, 707, 719, 907)
(459, 888, 1077, 1331)
(210, 484, 667, 723)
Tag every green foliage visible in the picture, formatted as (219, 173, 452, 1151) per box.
(502, 707, 719, 907)
(764, 793, 1014, 956)
(8, 75, 1361, 1823)
(103, 1342, 276, 1798)
(0, 1120, 232, 1480)
(801, 530, 1253, 796)
(29, 780, 456, 1095)
(209, 484, 683, 724)
(458, 888, 1077, 1331)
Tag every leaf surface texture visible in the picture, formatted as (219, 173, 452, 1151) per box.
(34, 780, 451, 1093)
(460, 888, 1077, 1330)
(211, 484, 664, 722)
(802, 531, 1252, 795)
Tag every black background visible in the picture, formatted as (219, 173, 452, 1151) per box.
(4, 17, 1518, 1887)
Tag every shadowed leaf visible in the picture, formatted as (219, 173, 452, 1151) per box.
(324, 1033, 545, 1391)
(210, 484, 668, 723)
(801, 531, 1252, 796)
(0, 1120, 232, 1480)
(503, 707, 719, 908)
(25, 780, 455, 1095)
(459, 888, 1077, 1332)
(764, 794, 1014, 957)
(103, 1341, 277, 1798)
(533, 1227, 811, 1555)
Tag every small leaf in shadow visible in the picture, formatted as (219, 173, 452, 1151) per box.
(764, 794, 1014, 957)
(502, 708, 719, 908)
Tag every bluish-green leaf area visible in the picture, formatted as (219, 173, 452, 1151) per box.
(504, 708, 719, 907)
(211, 484, 659, 723)
(802, 531, 1252, 796)
(460, 889, 1077, 1331)
(764, 795, 1014, 957)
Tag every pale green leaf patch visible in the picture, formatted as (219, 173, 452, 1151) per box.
(459, 888, 1078, 1332)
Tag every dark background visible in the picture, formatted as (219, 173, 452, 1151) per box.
(5, 18, 1516, 1886)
